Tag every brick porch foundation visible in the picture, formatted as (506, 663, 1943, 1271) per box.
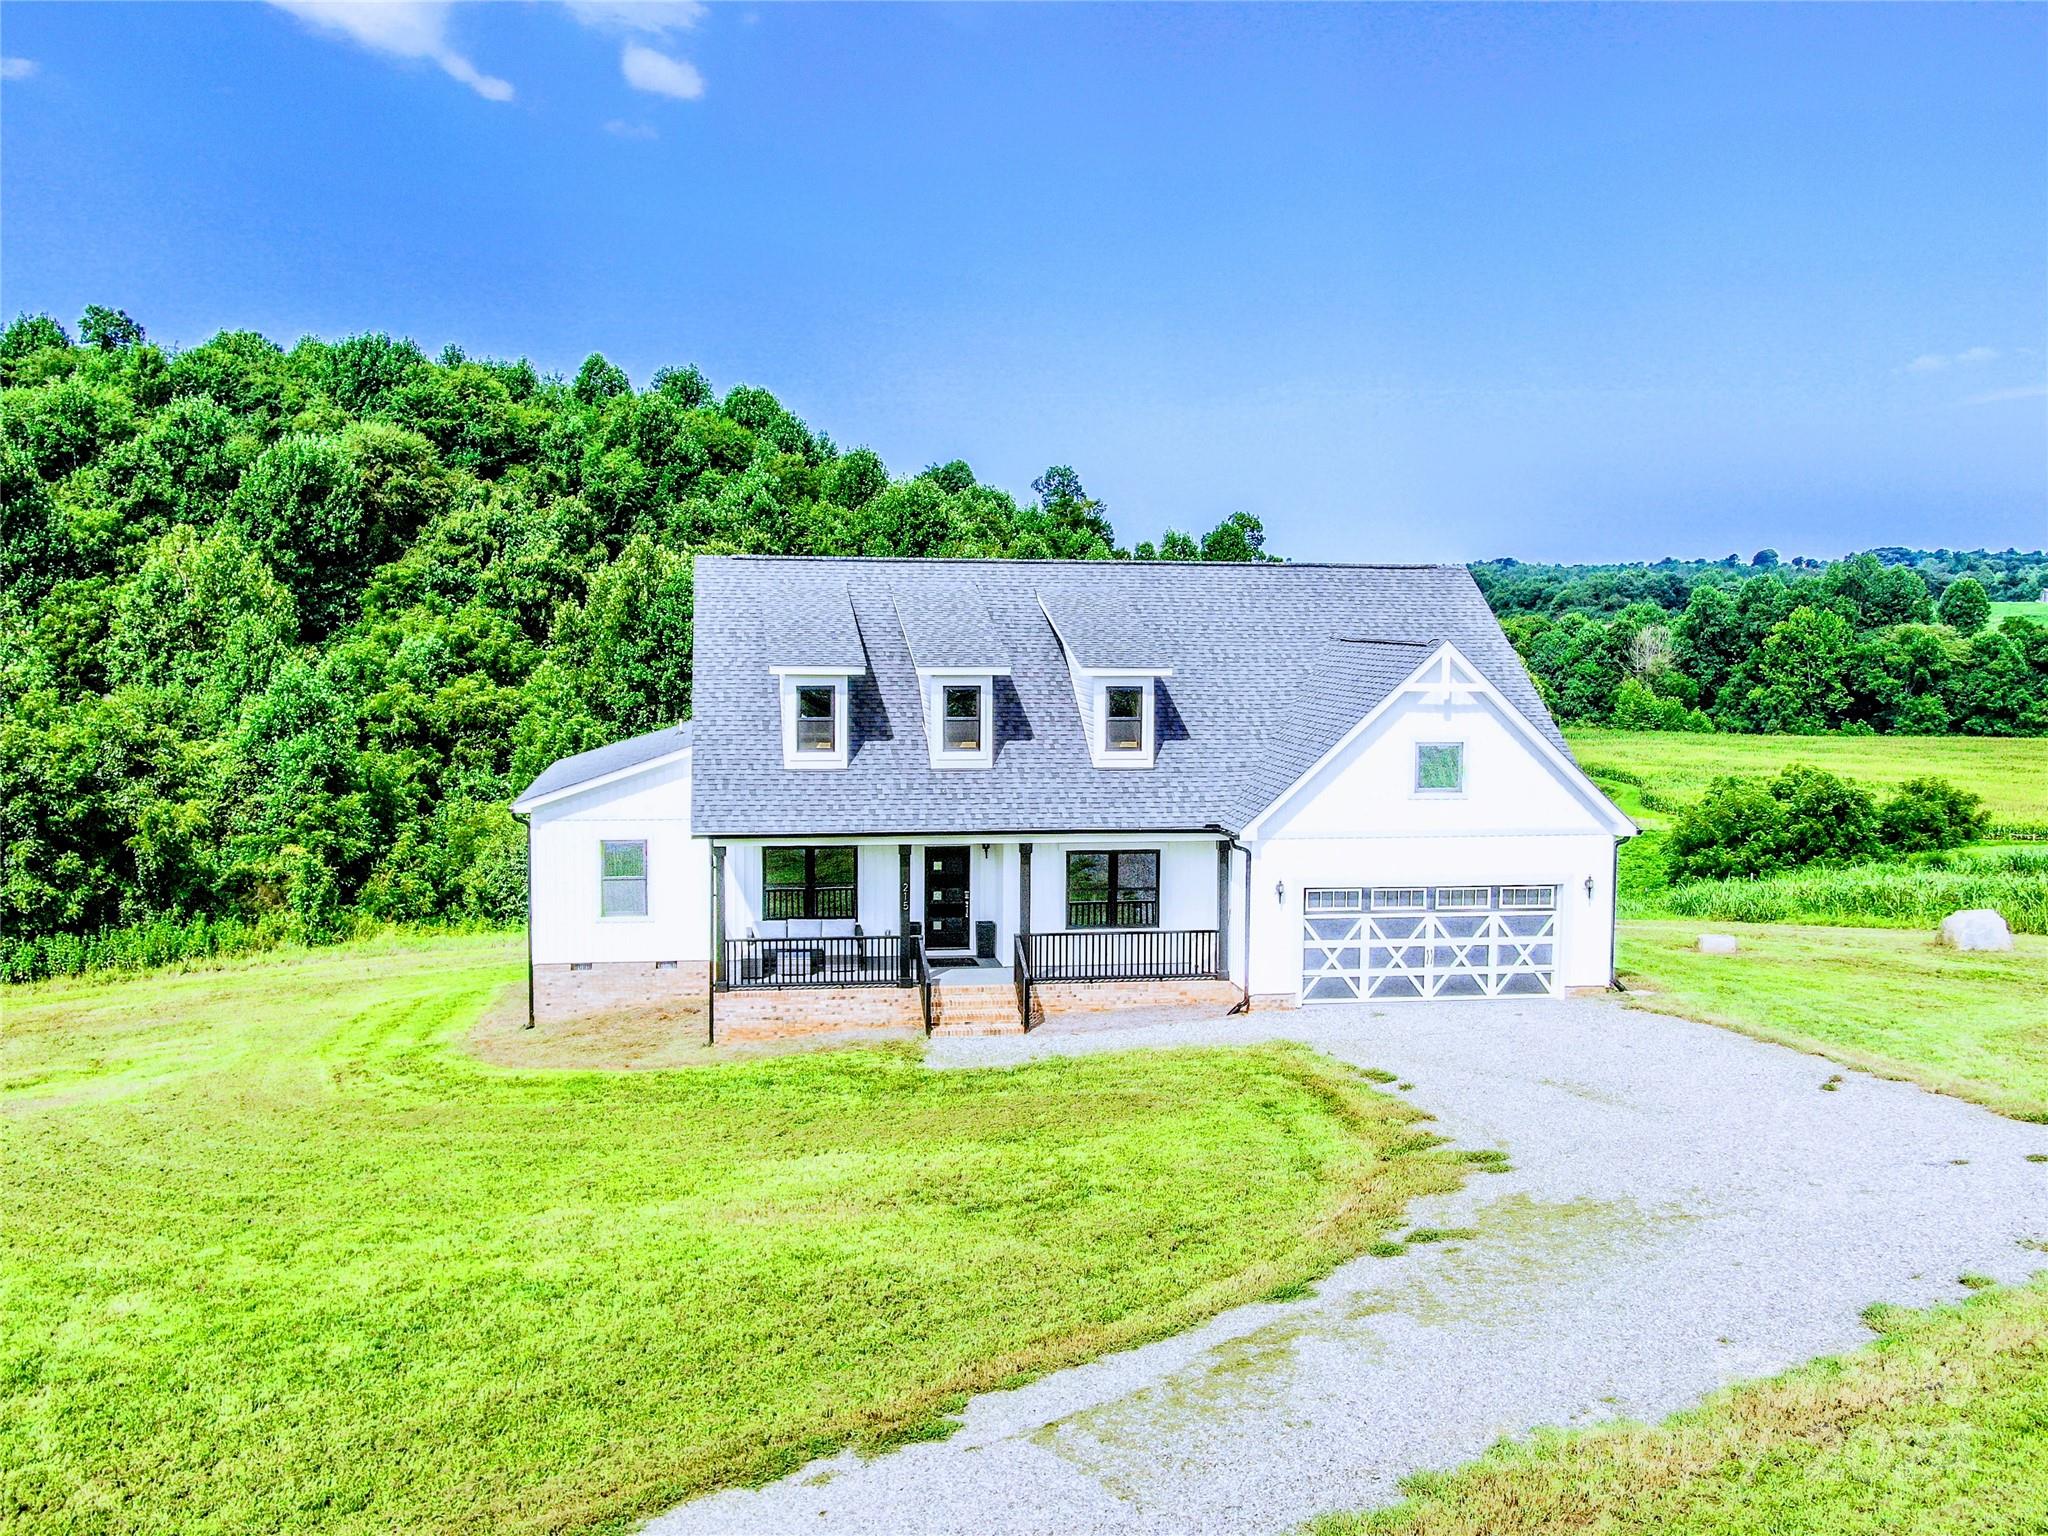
(712, 985, 924, 1043)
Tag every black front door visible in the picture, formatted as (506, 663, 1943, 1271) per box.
(924, 847, 971, 953)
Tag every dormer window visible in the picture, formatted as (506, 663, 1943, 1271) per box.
(942, 685, 982, 752)
(763, 581, 864, 772)
(778, 674, 851, 769)
(1037, 587, 1170, 771)
(919, 673, 995, 768)
(796, 686, 837, 753)
(1085, 675, 1157, 767)
(893, 585, 1008, 771)
(1105, 687, 1144, 751)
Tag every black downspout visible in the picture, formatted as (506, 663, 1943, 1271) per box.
(522, 813, 535, 1030)
(1608, 837, 1625, 993)
(1212, 827, 1253, 1014)
(708, 844, 725, 1044)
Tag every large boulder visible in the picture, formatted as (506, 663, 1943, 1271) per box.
(1696, 933, 1740, 955)
(1938, 909, 2013, 952)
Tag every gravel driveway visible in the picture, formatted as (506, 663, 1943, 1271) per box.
(646, 995, 2048, 1536)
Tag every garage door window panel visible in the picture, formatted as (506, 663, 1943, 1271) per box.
(1302, 882, 1559, 1002)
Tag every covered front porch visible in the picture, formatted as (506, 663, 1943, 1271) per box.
(707, 834, 1239, 1037)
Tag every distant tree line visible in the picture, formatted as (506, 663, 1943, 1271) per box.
(0, 308, 1271, 970)
(1473, 551, 2048, 736)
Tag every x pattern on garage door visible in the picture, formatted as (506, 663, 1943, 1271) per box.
(1301, 884, 1557, 1001)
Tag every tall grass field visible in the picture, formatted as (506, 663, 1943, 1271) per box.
(1659, 849, 2048, 935)
(1564, 729, 2048, 836)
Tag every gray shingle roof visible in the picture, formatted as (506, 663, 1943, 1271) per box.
(1038, 583, 1177, 671)
(893, 584, 1011, 671)
(513, 722, 693, 808)
(760, 582, 864, 670)
(690, 557, 1572, 837)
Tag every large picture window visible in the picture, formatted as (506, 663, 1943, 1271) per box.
(599, 840, 648, 917)
(763, 846, 857, 920)
(1066, 849, 1159, 928)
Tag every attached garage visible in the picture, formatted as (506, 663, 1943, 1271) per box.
(1300, 883, 1558, 1002)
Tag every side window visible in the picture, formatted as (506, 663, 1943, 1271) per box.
(1415, 742, 1464, 793)
(600, 840, 649, 917)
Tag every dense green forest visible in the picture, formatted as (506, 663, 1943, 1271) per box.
(3, 307, 2043, 976)
(0, 309, 1278, 973)
(1475, 551, 2048, 735)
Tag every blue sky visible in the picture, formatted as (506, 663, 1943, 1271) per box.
(3, 2, 2043, 562)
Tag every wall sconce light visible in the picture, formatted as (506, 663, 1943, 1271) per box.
(1584, 876, 1595, 899)
(1275, 879, 1286, 905)
(980, 843, 990, 857)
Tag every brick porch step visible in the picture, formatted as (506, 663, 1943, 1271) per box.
(928, 987, 1032, 1034)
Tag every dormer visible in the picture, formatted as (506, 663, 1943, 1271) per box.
(895, 587, 1010, 770)
(1038, 586, 1173, 769)
(764, 583, 865, 771)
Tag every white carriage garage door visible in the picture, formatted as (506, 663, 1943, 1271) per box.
(1301, 884, 1558, 1001)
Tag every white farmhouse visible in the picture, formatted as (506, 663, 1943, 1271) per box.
(512, 556, 1636, 1039)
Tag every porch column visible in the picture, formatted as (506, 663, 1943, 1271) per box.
(1215, 839, 1231, 978)
(898, 844, 912, 935)
(1018, 843, 1032, 938)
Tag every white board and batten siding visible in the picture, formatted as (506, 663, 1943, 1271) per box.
(1241, 681, 1625, 1000)
(526, 752, 712, 966)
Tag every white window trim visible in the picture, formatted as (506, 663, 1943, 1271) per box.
(779, 673, 852, 770)
(1087, 674, 1157, 768)
(917, 668, 1001, 770)
(1413, 740, 1466, 797)
(598, 838, 652, 922)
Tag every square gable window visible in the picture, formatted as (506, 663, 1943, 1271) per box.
(942, 684, 982, 752)
(1415, 742, 1464, 794)
(1104, 686, 1144, 751)
(795, 685, 837, 753)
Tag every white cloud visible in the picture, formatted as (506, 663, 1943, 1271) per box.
(566, 0, 705, 36)
(1904, 345, 2001, 374)
(621, 41, 703, 99)
(1, 56, 38, 81)
(1959, 383, 2048, 407)
(267, 2, 514, 101)
(603, 118, 659, 140)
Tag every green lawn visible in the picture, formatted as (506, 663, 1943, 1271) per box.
(1308, 1275, 2048, 1536)
(1565, 728, 2048, 832)
(0, 936, 1465, 1536)
(1618, 920, 2048, 1122)
(1990, 599, 2046, 625)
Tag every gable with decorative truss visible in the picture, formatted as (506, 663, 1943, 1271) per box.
(1243, 640, 1635, 843)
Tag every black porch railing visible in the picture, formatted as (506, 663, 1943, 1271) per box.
(761, 885, 856, 921)
(1064, 898, 1160, 929)
(720, 934, 918, 990)
(1025, 928, 1221, 983)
